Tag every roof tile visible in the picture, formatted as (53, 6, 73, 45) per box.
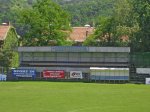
(69, 27, 94, 42)
(0, 25, 10, 40)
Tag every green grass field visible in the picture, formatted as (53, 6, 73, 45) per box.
(0, 82, 150, 112)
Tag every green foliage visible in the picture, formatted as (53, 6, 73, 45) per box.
(0, 0, 31, 22)
(0, 0, 149, 50)
(0, 27, 19, 69)
(131, 0, 150, 51)
(0, 0, 116, 27)
(84, 0, 140, 48)
(16, 0, 72, 46)
(58, 0, 116, 26)
(84, 17, 117, 46)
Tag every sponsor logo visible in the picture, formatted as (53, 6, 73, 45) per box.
(43, 70, 65, 78)
(70, 71, 83, 79)
(12, 69, 36, 77)
(71, 72, 81, 77)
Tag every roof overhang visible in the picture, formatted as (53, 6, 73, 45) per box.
(18, 46, 130, 53)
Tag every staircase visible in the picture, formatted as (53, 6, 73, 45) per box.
(6, 70, 14, 81)
(129, 64, 137, 82)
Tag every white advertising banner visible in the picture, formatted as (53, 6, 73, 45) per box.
(0, 74, 7, 81)
(70, 71, 83, 79)
(137, 68, 150, 74)
(146, 78, 150, 85)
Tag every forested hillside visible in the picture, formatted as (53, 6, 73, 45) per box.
(0, 0, 149, 51)
(0, 0, 115, 26)
(53, 0, 115, 26)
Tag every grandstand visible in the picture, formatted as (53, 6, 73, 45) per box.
(16, 46, 130, 81)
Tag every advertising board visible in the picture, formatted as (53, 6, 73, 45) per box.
(43, 70, 65, 78)
(0, 74, 7, 81)
(12, 69, 36, 78)
(137, 68, 150, 74)
(70, 71, 83, 79)
(146, 78, 150, 85)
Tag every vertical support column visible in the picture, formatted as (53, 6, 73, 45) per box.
(32, 52, 34, 64)
(91, 52, 93, 63)
(67, 52, 69, 65)
(20, 52, 23, 66)
(79, 52, 81, 64)
(55, 52, 57, 67)
(43, 52, 45, 61)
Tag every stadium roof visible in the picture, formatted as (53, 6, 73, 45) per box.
(18, 46, 130, 53)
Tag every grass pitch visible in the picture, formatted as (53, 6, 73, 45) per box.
(0, 82, 150, 112)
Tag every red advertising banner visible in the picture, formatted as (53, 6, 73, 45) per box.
(43, 70, 65, 78)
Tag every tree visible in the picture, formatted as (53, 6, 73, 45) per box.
(58, 0, 116, 26)
(84, 0, 139, 47)
(84, 17, 117, 46)
(132, 0, 150, 51)
(13, 0, 72, 46)
(0, 27, 19, 71)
